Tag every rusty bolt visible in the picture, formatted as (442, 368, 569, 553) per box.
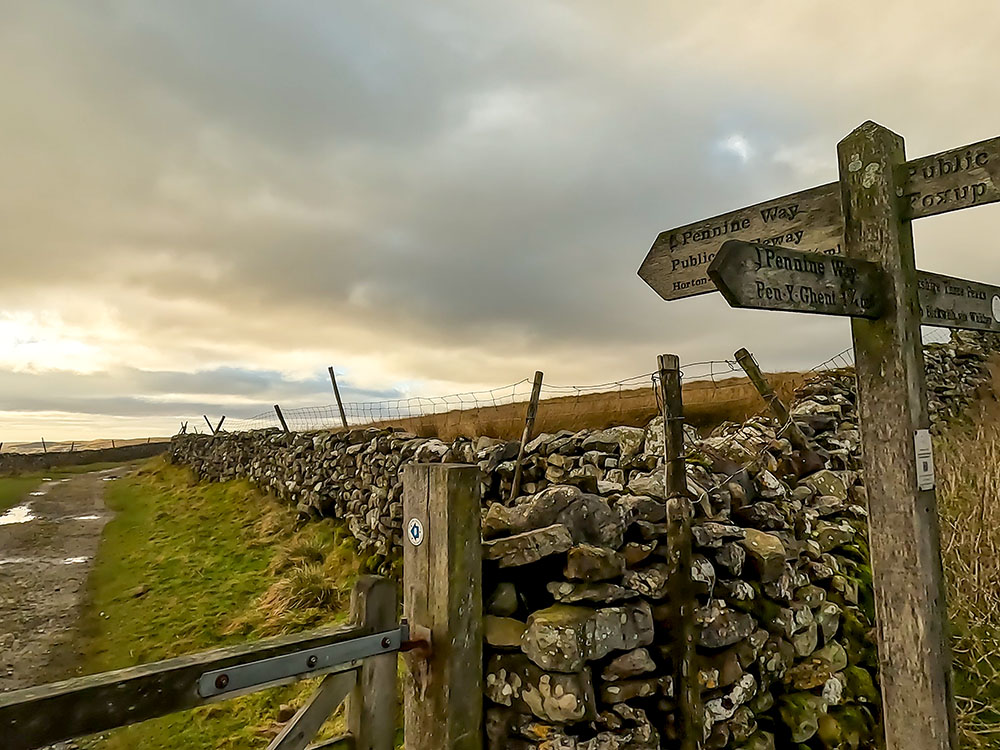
(307, 655, 318, 668)
(381, 637, 392, 648)
(215, 674, 229, 690)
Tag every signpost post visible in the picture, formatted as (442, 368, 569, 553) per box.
(637, 120, 1000, 750)
(837, 122, 954, 750)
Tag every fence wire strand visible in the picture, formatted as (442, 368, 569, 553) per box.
(188, 332, 961, 437)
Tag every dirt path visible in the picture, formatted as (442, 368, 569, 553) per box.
(0, 468, 121, 693)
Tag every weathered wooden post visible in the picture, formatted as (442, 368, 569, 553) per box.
(274, 405, 291, 434)
(655, 354, 700, 749)
(203, 415, 215, 434)
(41, 438, 47, 454)
(214, 416, 226, 434)
(837, 122, 956, 750)
(402, 463, 482, 750)
(510, 370, 543, 501)
(328, 367, 350, 430)
(734, 347, 808, 449)
(347, 576, 398, 750)
(638, 118, 1000, 750)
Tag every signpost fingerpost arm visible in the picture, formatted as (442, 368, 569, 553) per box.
(838, 122, 956, 750)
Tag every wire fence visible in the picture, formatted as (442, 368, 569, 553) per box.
(185, 357, 788, 437)
(809, 326, 954, 373)
(187, 329, 962, 437)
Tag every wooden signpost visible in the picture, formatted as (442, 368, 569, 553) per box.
(710, 240, 1000, 332)
(639, 135, 1000, 301)
(918, 271, 1000, 332)
(708, 240, 884, 318)
(637, 121, 1000, 750)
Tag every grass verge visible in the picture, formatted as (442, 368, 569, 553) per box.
(0, 476, 44, 513)
(938, 423, 1000, 747)
(77, 458, 365, 750)
(0, 463, 130, 513)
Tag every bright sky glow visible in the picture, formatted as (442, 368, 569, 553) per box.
(2, 1, 1000, 442)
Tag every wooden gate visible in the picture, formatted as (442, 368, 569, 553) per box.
(0, 576, 401, 750)
(1, 464, 486, 750)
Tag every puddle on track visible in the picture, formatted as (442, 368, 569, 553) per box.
(0, 504, 36, 526)
(62, 557, 88, 565)
(73, 515, 102, 521)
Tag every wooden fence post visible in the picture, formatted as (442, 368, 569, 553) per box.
(347, 576, 398, 750)
(734, 348, 808, 449)
(328, 367, 350, 430)
(215, 416, 226, 434)
(274, 405, 291, 434)
(509, 370, 544, 501)
(41, 438, 47, 454)
(203, 415, 215, 434)
(656, 354, 700, 750)
(402, 463, 482, 750)
(838, 122, 956, 750)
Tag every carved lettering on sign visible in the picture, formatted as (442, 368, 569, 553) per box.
(638, 136, 1000, 301)
(917, 271, 1000, 332)
(905, 148, 994, 215)
(707, 240, 884, 318)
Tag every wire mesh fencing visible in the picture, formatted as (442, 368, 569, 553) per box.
(187, 329, 971, 439)
(191, 357, 801, 440)
(809, 326, 955, 374)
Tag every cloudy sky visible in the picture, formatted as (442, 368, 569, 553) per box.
(2, 1, 999, 440)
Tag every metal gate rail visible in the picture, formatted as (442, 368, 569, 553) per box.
(0, 577, 403, 750)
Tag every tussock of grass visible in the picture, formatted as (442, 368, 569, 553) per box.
(937, 424, 1000, 747)
(78, 458, 364, 749)
(221, 521, 363, 636)
(268, 531, 330, 574)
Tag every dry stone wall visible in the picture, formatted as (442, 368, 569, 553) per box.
(169, 336, 996, 749)
(0, 441, 170, 475)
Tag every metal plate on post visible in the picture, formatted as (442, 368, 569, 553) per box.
(406, 517, 424, 546)
(914, 430, 935, 491)
(197, 628, 404, 699)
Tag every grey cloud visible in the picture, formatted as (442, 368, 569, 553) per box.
(2, 1, 1000, 439)
(0, 365, 399, 419)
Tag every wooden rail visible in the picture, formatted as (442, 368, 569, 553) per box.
(0, 576, 398, 750)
